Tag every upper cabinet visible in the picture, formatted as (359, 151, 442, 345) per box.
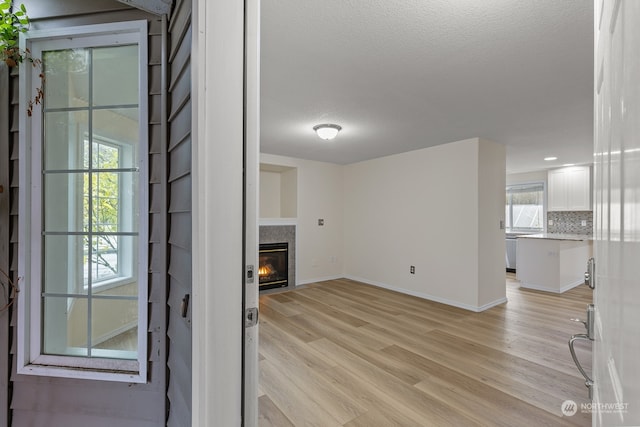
(547, 166, 592, 211)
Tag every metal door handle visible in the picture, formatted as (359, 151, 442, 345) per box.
(569, 334, 594, 399)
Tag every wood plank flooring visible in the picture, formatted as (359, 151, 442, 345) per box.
(258, 275, 593, 426)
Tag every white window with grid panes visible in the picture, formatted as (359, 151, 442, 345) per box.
(18, 21, 148, 382)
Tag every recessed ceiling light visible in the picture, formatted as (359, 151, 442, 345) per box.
(313, 124, 342, 140)
(544, 156, 558, 161)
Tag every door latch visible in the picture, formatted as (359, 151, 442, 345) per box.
(245, 307, 259, 328)
(246, 265, 255, 284)
(585, 257, 595, 289)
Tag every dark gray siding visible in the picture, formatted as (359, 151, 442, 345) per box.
(166, 0, 192, 425)
(0, 64, 11, 427)
(6, 6, 168, 427)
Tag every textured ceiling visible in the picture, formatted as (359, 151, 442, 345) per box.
(260, 0, 594, 173)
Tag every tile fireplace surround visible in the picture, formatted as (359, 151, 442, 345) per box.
(259, 225, 296, 292)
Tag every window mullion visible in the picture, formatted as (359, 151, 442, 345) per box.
(87, 46, 94, 357)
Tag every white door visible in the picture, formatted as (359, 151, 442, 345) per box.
(592, 1, 640, 425)
(244, 0, 261, 424)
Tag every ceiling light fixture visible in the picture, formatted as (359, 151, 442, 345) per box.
(313, 123, 342, 140)
(563, 163, 575, 167)
(544, 156, 558, 161)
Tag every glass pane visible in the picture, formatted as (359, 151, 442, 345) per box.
(43, 296, 88, 356)
(43, 173, 87, 232)
(91, 298, 138, 358)
(92, 109, 139, 169)
(90, 235, 119, 283)
(92, 140, 120, 170)
(44, 110, 89, 171)
(91, 172, 139, 233)
(88, 236, 137, 289)
(92, 45, 139, 107)
(506, 184, 544, 231)
(44, 49, 89, 109)
(43, 235, 88, 295)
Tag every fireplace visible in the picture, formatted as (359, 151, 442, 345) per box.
(259, 242, 288, 290)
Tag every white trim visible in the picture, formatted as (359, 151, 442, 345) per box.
(17, 20, 149, 383)
(476, 297, 509, 311)
(344, 275, 508, 312)
(259, 217, 297, 226)
(518, 279, 584, 294)
(297, 275, 343, 286)
(192, 0, 245, 424)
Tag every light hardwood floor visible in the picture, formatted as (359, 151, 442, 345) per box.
(258, 275, 593, 426)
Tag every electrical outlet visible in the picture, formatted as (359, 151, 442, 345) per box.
(548, 219, 554, 226)
(410, 266, 415, 274)
(318, 219, 324, 226)
(581, 220, 587, 226)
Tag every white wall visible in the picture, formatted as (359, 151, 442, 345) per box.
(260, 154, 344, 284)
(280, 168, 297, 217)
(259, 170, 281, 217)
(478, 139, 507, 307)
(507, 170, 547, 186)
(343, 138, 506, 311)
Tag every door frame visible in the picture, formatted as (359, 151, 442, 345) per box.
(243, 0, 261, 424)
(192, 0, 259, 425)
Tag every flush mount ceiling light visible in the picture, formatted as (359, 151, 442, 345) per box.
(313, 123, 342, 140)
(544, 156, 558, 161)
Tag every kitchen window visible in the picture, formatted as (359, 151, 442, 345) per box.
(505, 183, 545, 233)
(18, 21, 148, 382)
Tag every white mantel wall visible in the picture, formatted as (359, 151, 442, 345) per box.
(343, 138, 506, 311)
(260, 153, 344, 284)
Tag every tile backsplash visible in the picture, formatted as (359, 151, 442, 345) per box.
(547, 211, 593, 235)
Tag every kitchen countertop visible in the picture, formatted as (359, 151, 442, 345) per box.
(517, 233, 593, 241)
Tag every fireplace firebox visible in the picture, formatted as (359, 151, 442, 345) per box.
(258, 242, 288, 290)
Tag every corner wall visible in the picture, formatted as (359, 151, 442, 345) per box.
(477, 139, 507, 308)
(343, 138, 506, 311)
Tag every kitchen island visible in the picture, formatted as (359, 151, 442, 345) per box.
(516, 233, 593, 293)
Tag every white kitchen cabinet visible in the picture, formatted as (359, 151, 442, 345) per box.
(547, 166, 591, 211)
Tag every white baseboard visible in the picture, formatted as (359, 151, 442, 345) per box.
(344, 275, 507, 312)
(477, 297, 509, 311)
(297, 275, 343, 286)
(519, 279, 584, 294)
